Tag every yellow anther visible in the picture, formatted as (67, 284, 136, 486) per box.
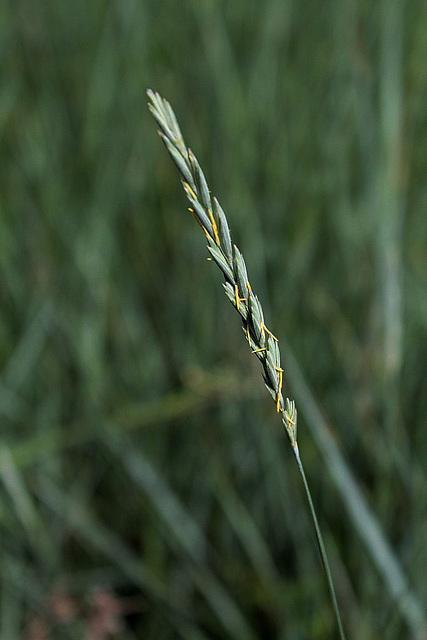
(263, 324, 278, 342)
(234, 284, 239, 307)
(252, 347, 267, 354)
(183, 182, 197, 200)
(247, 281, 252, 293)
(207, 257, 213, 261)
(188, 207, 207, 233)
(287, 412, 296, 426)
(274, 366, 284, 413)
(234, 284, 248, 310)
(207, 209, 221, 246)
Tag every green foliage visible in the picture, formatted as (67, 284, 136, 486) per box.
(1, 1, 427, 638)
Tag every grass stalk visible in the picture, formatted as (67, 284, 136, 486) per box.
(147, 89, 347, 639)
(293, 443, 347, 640)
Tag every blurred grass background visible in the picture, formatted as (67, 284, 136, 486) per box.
(1, 0, 427, 638)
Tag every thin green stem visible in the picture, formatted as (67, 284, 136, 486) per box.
(293, 444, 347, 640)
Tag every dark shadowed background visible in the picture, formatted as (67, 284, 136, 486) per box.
(1, 1, 427, 638)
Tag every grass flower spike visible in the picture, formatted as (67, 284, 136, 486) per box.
(147, 89, 347, 640)
(147, 89, 297, 448)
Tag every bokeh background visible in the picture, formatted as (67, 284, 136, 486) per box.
(1, 1, 427, 638)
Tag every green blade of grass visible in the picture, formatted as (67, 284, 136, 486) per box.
(107, 431, 258, 640)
